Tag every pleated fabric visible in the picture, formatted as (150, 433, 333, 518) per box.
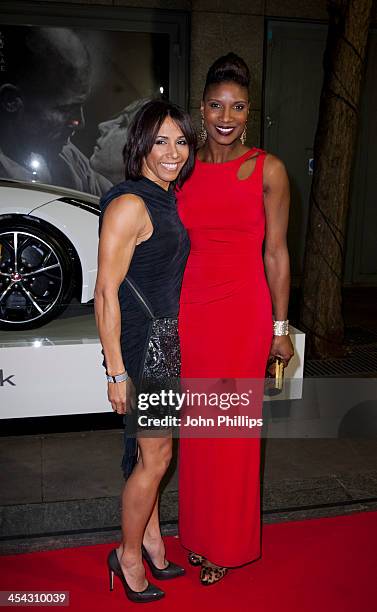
(99, 177, 190, 477)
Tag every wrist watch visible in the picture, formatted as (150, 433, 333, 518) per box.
(106, 371, 129, 383)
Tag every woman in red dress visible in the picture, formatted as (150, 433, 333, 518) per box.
(177, 53, 294, 584)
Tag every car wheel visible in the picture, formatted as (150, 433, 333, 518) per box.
(0, 221, 77, 330)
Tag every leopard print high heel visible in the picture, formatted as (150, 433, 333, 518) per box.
(188, 551, 204, 566)
(200, 561, 228, 586)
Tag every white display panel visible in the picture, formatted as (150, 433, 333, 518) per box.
(0, 341, 109, 419)
(0, 311, 108, 419)
(0, 318, 305, 419)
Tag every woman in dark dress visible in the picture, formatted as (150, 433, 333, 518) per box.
(95, 100, 196, 603)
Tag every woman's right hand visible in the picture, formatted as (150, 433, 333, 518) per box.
(108, 378, 136, 414)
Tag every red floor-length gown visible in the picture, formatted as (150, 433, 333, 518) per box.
(177, 148, 273, 567)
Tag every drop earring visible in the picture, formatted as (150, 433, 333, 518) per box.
(240, 124, 247, 145)
(199, 116, 207, 143)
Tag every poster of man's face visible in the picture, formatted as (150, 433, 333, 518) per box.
(0, 25, 170, 196)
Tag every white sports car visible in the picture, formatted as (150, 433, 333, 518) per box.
(0, 179, 100, 330)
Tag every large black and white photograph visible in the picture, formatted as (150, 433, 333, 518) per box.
(0, 24, 170, 194)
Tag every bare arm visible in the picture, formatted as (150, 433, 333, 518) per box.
(94, 194, 152, 412)
(263, 154, 294, 363)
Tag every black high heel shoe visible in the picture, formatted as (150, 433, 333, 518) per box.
(107, 549, 165, 603)
(142, 545, 185, 580)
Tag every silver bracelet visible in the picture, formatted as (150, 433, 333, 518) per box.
(273, 319, 289, 336)
(106, 371, 129, 383)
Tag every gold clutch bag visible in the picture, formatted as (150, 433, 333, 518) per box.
(264, 356, 285, 396)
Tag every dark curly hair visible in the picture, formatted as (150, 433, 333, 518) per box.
(203, 52, 250, 99)
(123, 99, 197, 189)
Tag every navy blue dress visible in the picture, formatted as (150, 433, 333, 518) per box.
(99, 176, 190, 477)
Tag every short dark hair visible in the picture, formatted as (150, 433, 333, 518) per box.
(123, 99, 197, 189)
(203, 52, 250, 99)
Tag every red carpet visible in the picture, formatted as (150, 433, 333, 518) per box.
(0, 511, 376, 611)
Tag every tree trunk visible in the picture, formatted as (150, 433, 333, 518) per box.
(299, 0, 373, 358)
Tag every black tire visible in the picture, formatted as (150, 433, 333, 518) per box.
(0, 219, 77, 330)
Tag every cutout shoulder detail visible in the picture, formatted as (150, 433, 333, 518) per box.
(236, 152, 260, 181)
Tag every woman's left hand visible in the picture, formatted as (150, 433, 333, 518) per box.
(268, 334, 294, 366)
